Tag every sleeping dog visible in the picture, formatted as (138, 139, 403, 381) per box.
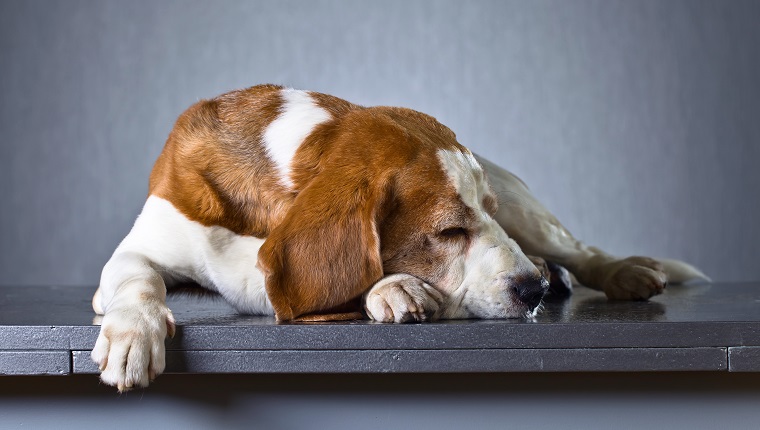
(91, 84, 707, 390)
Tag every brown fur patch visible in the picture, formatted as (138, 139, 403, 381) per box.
(149, 85, 477, 320)
(150, 84, 293, 237)
(294, 312, 365, 322)
(483, 193, 499, 217)
(103, 327, 139, 345)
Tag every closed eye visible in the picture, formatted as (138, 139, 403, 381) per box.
(439, 227, 468, 239)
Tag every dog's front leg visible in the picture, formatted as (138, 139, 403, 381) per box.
(364, 274, 444, 323)
(91, 252, 175, 391)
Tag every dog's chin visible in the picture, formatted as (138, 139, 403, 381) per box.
(439, 295, 539, 320)
(513, 303, 541, 320)
(495, 295, 541, 319)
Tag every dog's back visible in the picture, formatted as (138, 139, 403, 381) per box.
(150, 84, 311, 237)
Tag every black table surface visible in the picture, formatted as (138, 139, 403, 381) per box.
(2, 282, 760, 375)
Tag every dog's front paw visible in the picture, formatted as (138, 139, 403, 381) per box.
(600, 256, 667, 300)
(91, 302, 175, 392)
(364, 274, 443, 323)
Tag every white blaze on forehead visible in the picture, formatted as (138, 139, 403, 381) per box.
(436, 148, 490, 211)
(436, 149, 538, 319)
(263, 89, 332, 188)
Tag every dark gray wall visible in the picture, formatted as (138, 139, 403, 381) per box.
(1, 0, 759, 284)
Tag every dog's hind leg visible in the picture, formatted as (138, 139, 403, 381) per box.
(476, 155, 708, 300)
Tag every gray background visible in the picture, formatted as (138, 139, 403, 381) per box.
(2, 1, 760, 429)
(1, 0, 759, 285)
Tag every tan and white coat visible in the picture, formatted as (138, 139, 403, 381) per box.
(91, 85, 707, 391)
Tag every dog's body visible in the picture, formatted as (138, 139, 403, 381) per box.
(92, 85, 707, 390)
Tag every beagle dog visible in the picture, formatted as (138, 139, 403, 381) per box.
(91, 84, 707, 391)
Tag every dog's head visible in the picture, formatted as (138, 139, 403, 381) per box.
(257, 107, 547, 321)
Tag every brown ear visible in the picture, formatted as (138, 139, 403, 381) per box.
(257, 170, 388, 321)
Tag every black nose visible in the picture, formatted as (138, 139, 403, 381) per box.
(513, 277, 550, 311)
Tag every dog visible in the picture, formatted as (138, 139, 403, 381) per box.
(91, 84, 708, 391)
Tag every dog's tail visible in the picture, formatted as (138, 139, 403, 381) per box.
(657, 258, 711, 284)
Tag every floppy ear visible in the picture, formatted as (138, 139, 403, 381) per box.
(257, 170, 389, 321)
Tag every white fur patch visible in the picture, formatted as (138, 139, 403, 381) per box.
(101, 195, 272, 315)
(436, 148, 490, 211)
(263, 89, 332, 188)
